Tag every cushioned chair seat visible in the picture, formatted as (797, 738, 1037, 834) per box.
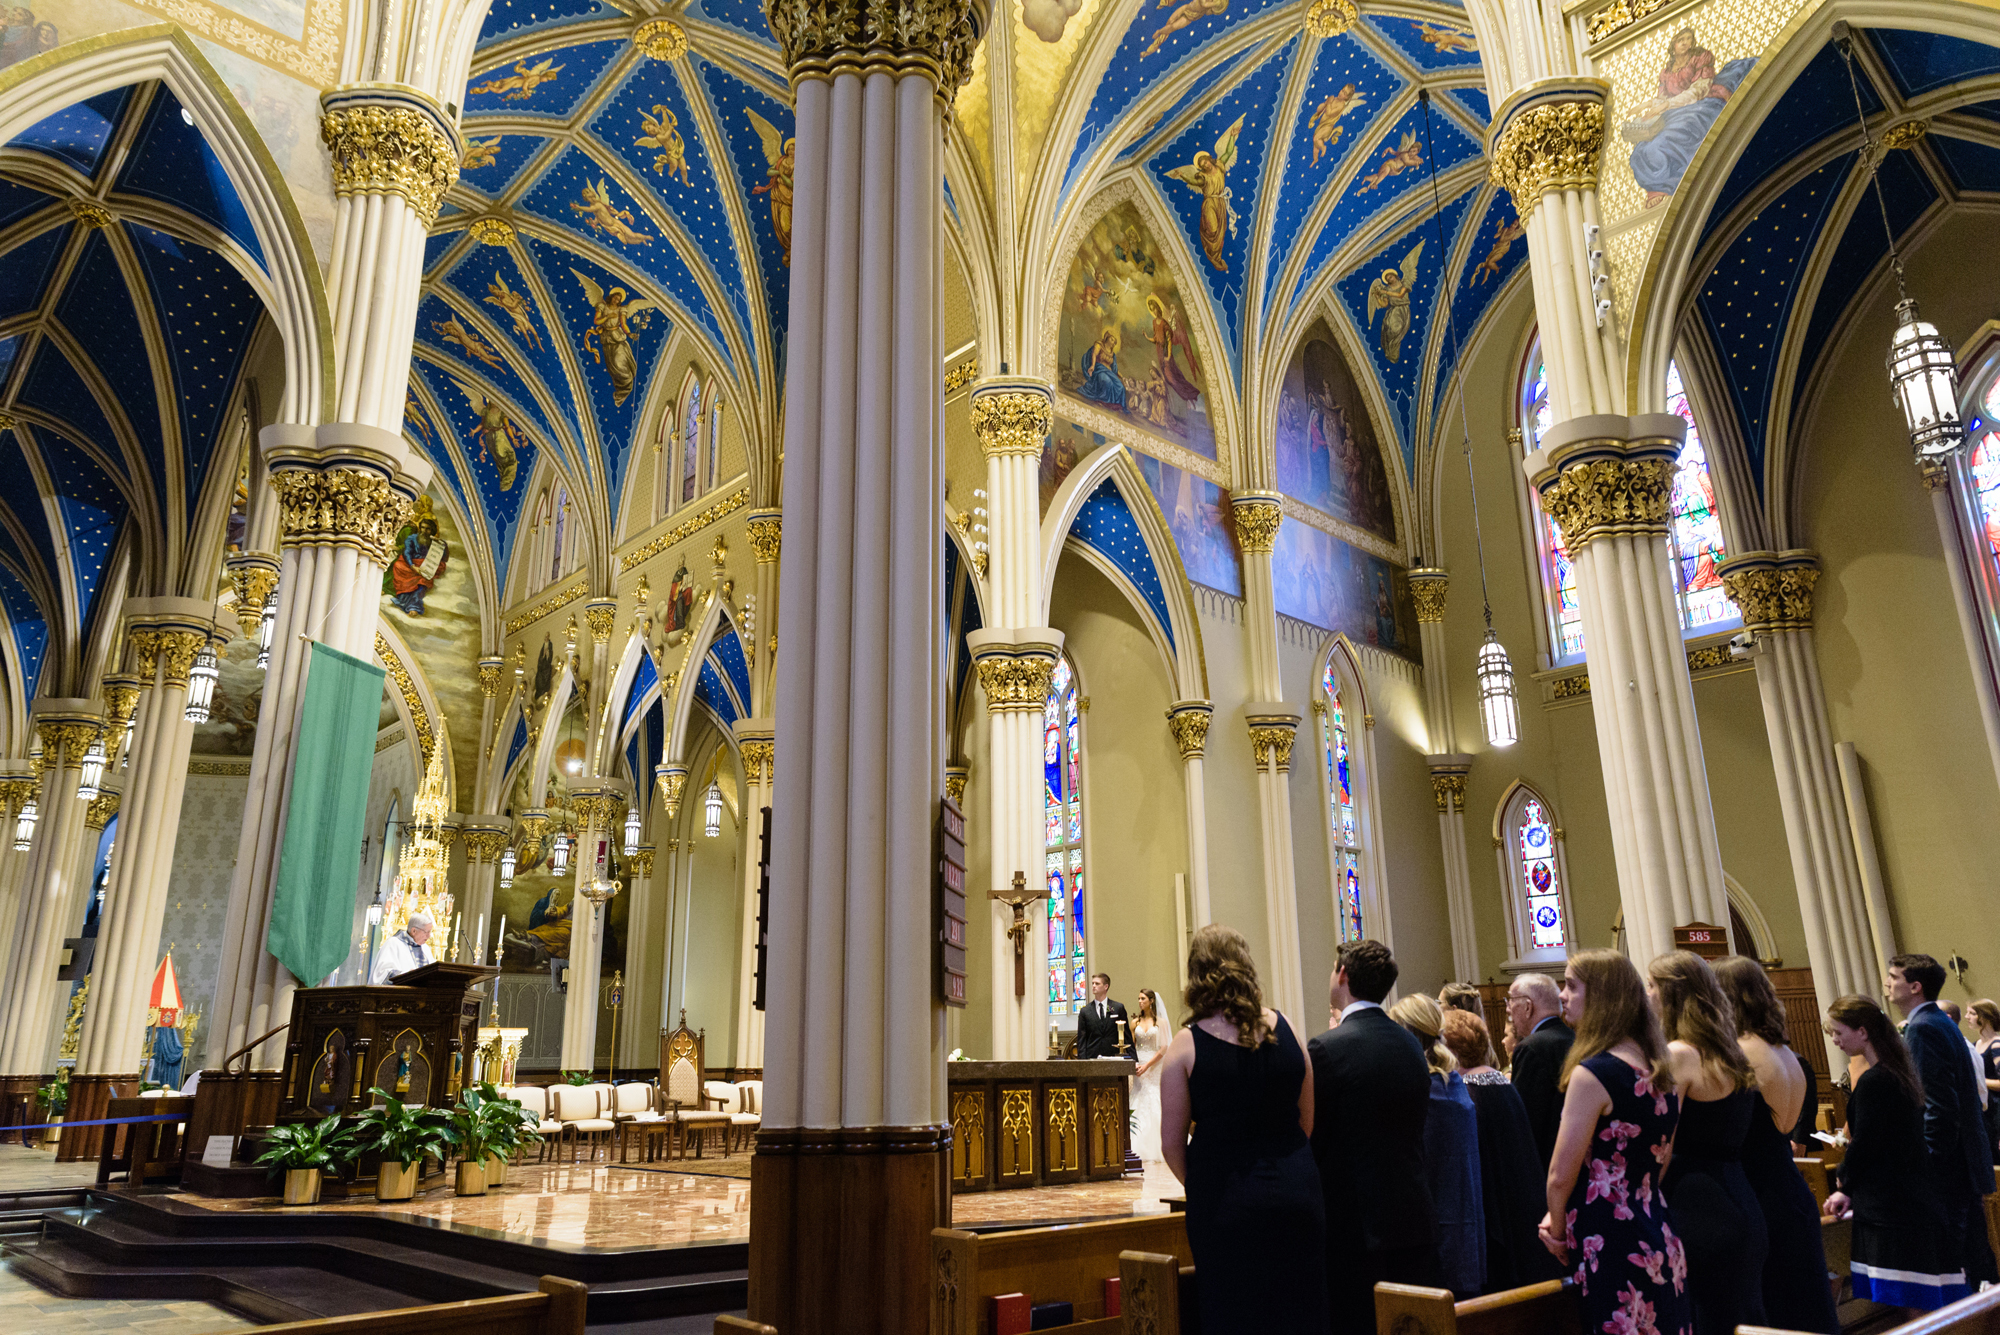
(569, 1117, 615, 1133)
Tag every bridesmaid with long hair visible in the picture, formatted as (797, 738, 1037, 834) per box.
(1542, 949, 1691, 1335)
(1648, 951, 1768, 1334)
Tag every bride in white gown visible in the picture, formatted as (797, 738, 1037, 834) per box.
(1130, 989, 1172, 1163)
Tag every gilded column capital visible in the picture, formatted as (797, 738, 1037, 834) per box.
(270, 464, 416, 566)
(0, 776, 33, 819)
(224, 554, 281, 639)
(1528, 421, 1684, 553)
(1718, 550, 1819, 632)
(1231, 492, 1284, 555)
(127, 629, 161, 682)
(943, 765, 969, 804)
(318, 87, 462, 228)
(462, 828, 511, 863)
(570, 788, 624, 830)
(1426, 757, 1472, 815)
(584, 599, 618, 644)
(84, 789, 120, 831)
(1487, 80, 1608, 218)
(766, 0, 990, 98)
(973, 648, 1058, 713)
(1167, 700, 1213, 760)
(156, 630, 208, 690)
(100, 676, 142, 733)
(1406, 568, 1449, 624)
(35, 717, 100, 767)
(1248, 721, 1298, 773)
(656, 766, 689, 819)
(478, 657, 505, 697)
(969, 378, 1054, 459)
(631, 845, 657, 878)
(739, 738, 775, 786)
(748, 509, 783, 563)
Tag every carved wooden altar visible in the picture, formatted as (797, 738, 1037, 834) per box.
(944, 1059, 1130, 1193)
(277, 962, 499, 1120)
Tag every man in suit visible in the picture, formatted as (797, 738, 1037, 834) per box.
(1890, 953, 1999, 1285)
(1309, 939, 1438, 1329)
(1504, 972, 1573, 1170)
(1075, 973, 1129, 1059)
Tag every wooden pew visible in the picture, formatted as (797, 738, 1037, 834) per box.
(1793, 1157, 1831, 1210)
(1372, 1280, 1583, 1335)
(242, 1277, 587, 1334)
(1116, 1251, 1193, 1334)
(714, 1320, 777, 1335)
(1743, 1279, 2000, 1334)
(931, 1215, 1190, 1333)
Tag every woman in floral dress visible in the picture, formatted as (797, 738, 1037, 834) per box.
(1540, 949, 1693, 1335)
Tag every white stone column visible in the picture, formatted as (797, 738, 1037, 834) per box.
(1921, 460, 2000, 792)
(1167, 701, 1212, 926)
(0, 705, 101, 1076)
(732, 725, 772, 1068)
(620, 844, 656, 1071)
(0, 772, 33, 984)
(752, 0, 984, 1313)
(559, 784, 625, 1071)
(458, 824, 509, 964)
(75, 606, 213, 1081)
(1426, 757, 1479, 980)
(746, 512, 782, 708)
(656, 834, 682, 1026)
(1720, 551, 1884, 1002)
(1526, 418, 1730, 964)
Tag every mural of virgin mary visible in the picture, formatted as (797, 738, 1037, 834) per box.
(1622, 27, 1754, 203)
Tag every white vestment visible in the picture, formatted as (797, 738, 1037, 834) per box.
(371, 930, 433, 985)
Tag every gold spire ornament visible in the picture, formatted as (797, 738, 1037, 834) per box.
(388, 743, 457, 954)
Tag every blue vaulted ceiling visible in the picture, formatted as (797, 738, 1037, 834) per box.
(1688, 27, 2000, 498)
(0, 81, 267, 695)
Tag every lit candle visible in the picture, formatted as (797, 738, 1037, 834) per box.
(494, 915, 507, 965)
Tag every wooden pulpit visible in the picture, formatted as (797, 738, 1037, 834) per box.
(276, 961, 499, 1122)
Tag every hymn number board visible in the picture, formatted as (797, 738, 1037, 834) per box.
(938, 797, 968, 1008)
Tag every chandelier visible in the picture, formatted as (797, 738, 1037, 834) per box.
(623, 804, 642, 856)
(76, 733, 106, 803)
(388, 743, 456, 955)
(256, 589, 278, 671)
(704, 781, 723, 838)
(13, 796, 35, 851)
(184, 639, 219, 723)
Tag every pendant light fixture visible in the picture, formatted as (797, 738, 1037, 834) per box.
(550, 827, 573, 876)
(623, 804, 642, 856)
(1420, 90, 1518, 746)
(704, 780, 723, 838)
(185, 609, 222, 725)
(13, 797, 35, 851)
(1835, 23, 1964, 468)
(76, 732, 106, 803)
(256, 589, 278, 671)
(499, 843, 517, 888)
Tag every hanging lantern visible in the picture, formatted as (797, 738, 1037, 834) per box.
(704, 781, 723, 838)
(1476, 627, 1520, 748)
(1887, 298, 1963, 463)
(76, 734, 106, 803)
(623, 805, 641, 856)
(184, 641, 219, 723)
(366, 892, 384, 927)
(499, 844, 516, 887)
(550, 828, 573, 876)
(256, 589, 278, 671)
(121, 705, 136, 769)
(14, 798, 36, 852)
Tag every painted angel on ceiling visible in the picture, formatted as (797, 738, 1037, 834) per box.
(461, 137, 502, 171)
(1307, 84, 1366, 166)
(571, 269, 658, 406)
(469, 58, 566, 102)
(746, 110, 794, 265)
(1356, 131, 1423, 194)
(1416, 21, 1476, 55)
(484, 271, 542, 349)
(431, 314, 504, 369)
(1165, 113, 1245, 272)
(572, 178, 652, 246)
(1470, 216, 1526, 286)
(1140, 0, 1229, 58)
(637, 105, 690, 185)
(455, 381, 522, 490)
(1364, 240, 1424, 364)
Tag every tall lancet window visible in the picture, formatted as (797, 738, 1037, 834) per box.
(1044, 656, 1085, 1016)
(1972, 382, 2000, 581)
(1495, 782, 1574, 970)
(682, 382, 701, 505)
(1519, 346, 1583, 659)
(1322, 660, 1363, 943)
(550, 486, 568, 584)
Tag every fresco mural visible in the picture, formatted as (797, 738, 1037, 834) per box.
(1134, 452, 1239, 597)
(1620, 27, 1755, 205)
(379, 487, 484, 810)
(1056, 201, 1217, 459)
(1272, 520, 1418, 661)
(1274, 321, 1396, 542)
(1042, 416, 1108, 513)
(192, 627, 262, 755)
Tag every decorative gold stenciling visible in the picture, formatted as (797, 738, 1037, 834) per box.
(765, 0, 987, 98)
(633, 17, 689, 59)
(1535, 457, 1674, 550)
(975, 653, 1057, 713)
(1489, 100, 1605, 216)
(270, 466, 415, 566)
(944, 358, 979, 395)
(970, 388, 1053, 458)
(1231, 495, 1282, 554)
(375, 633, 436, 764)
(1686, 644, 1732, 673)
(620, 487, 750, 571)
(1551, 673, 1592, 701)
(1167, 703, 1211, 760)
(1407, 568, 1448, 624)
(1304, 0, 1358, 38)
(506, 579, 589, 635)
(66, 197, 114, 228)
(1582, 0, 1670, 46)
(320, 104, 460, 229)
(739, 739, 775, 786)
(468, 217, 516, 246)
(189, 759, 252, 776)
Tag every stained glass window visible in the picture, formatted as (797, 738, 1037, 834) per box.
(550, 486, 568, 583)
(1521, 344, 1738, 657)
(1045, 657, 1086, 1016)
(682, 384, 701, 505)
(1322, 661, 1363, 943)
(1971, 379, 2000, 582)
(1516, 796, 1566, 951)
(707, 400, 722, 492)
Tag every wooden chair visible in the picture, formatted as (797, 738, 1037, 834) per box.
(241, 1276, 586, 1334)
(1743, 1279, 2000, 1333)
(1373, 1280, 1583, 1335)
(97, 1094, 191, 1185)
(660, 1012, 729, 1158)
(930, 1215, 1189, 1333)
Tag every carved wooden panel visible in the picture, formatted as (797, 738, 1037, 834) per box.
(1044, 1083, 1080, 1179)
(950, 1088, 987, 1187)
(997, 1086, 1035, 1182)
(1087, 1082, 1121, 1172)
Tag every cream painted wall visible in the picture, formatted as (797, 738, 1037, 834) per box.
(661, 745, 744, 1068)
(1800, 209, 2000, 1003)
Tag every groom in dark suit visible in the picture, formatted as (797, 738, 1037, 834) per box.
(1309, 940, 1438, 1330)
(1891, 952, 1998, 1285)
(1075, 973, 1128, 1058)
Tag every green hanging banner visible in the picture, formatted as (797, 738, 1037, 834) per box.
(266, 641, 386, 986)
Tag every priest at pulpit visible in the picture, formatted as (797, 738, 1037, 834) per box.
(371, 912, 435, 984)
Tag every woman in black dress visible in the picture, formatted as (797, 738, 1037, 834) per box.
(1648, 951, 1768, 1335)
(1159, 923, 1325, 1331)
(1713, 955, 1838, 1334)
(1970, 999, 2000, 1163)
(1824, 994, 1963, 1312)
(1440, 1006, 1559, 1292)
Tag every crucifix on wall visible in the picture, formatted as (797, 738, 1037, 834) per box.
(988, 870, 1039, 999)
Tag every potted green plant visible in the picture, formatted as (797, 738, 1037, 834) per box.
(462, 1082, 539, 1186)
(35, 1076, 68, 1148)
(562, 1070, 590, 1086)
(446, 1085, 497, 1196)
(342, 1089, 454, 1201)
(254, 1115, 349, 1205)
